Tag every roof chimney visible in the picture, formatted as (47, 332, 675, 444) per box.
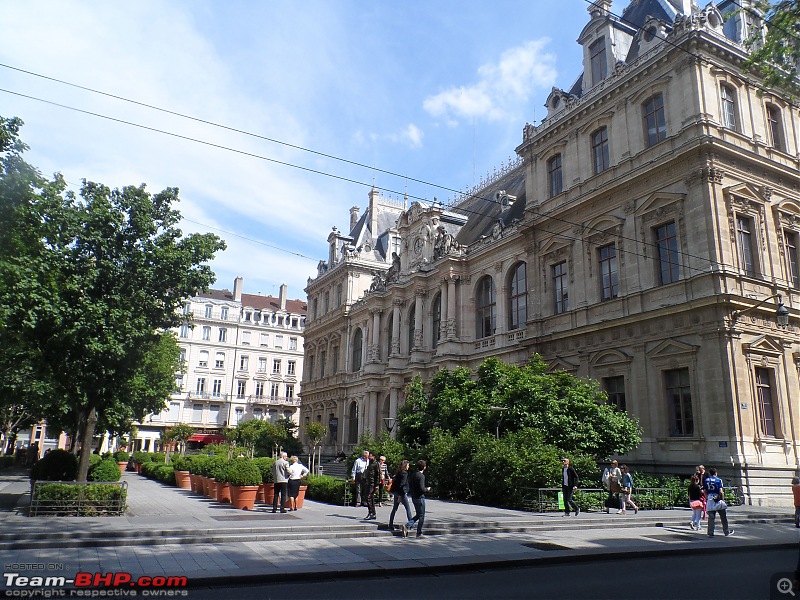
(233, 276, 243, 302)
(279, 283, 287, 311)
(349, 206, 360, 232)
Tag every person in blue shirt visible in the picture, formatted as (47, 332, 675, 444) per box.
(703, 467, 734, 538)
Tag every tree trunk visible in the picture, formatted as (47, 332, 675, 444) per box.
(76, 407, 98, 482)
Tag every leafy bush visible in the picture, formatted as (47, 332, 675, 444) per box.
(151, 452, 166, 464)
(171, 455, 190, 471)
(89, 454, 102, 468)
(32, 482, 127, 516)
(206, 456, 231, 482)
(0, 456, 15, 469)
(113, 451, 130, 463)
(189, 455, 209, 475)
(140, 461, 176, 485)
(252, 457, 275, 483)
(30, 449, 77, 481)
(132, 451, 149, 465)
(305, 474, 352, 505)
(89, 458, 122, 482)
(203, 443, 231, 456)
(224, 458, 262, 486)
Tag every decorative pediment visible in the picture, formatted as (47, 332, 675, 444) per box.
(723, 182, 771, 206)
(539, 236, 572, 260)
(548, 357, 578, 374)
(584, 215, 623, 243)
(590, 349, 632, 366)
(635, 192, 685, 220)
(773, 199, 800, 228)
(742, 335, 784, 357)
(647, 338, 697, 358)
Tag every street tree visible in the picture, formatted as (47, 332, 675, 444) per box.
(0, 117, 226, 481)
(303, 422, 327, 473)
(162, 422, 195, 458)
(745, 1, 800, 96)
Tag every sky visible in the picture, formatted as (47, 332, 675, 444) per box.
(0, 1, 599, 302)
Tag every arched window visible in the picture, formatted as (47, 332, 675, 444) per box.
(347, 402, 359, 444)
(432, 293, 442, 345)
(475, 276, 496, 339)
(407, 302, 416, 354)
(508, 263, 527, 331)
(351, 328, 363, 372)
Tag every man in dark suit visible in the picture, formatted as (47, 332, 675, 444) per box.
(562, 457, 580, 516)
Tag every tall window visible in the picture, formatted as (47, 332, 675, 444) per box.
(239, 355, 249, 371)
(655, 221, 680, 284)
(755, 368, 777, 437)
(508, 263, 527, 331)
(260, 333, 269, 347)
(735, 215, 756, 276)
(331, 349, 338, 374)
(287, 360, 296, 376)
(195, 378, 206, 394)
(351, 328, 363, 371)
(432, 294, 442, 345)
(407, 304, 416, 353)
(720, 85, 737, 130)
(767, 104, 784, 151)
(475, 276, 496, 339)
(320, 350, 327, 377)
(242, 331, 251, 345)
(272, 359, 282, 374)
(218, 328, 227, 342)
(589, 37, 607, 85)
(220, 306, 228, 320)
(198, 351, 209, 368)
(336, 284, 343, 307)
(270, 382, 280, 399)
(202, 326, 211, 341)
(192, 403, 203, 422)
(598, 244, 619, 300)
(548, 154, 563, 197)
(234, 408, 243, 424)
(591, 127, 610, 174)
(237, 380, 246, 399)
(289, 337, 298, 350)
(286, 384, 294, 398)
(665, 368, 693, 436)
(255, 381, 265, 398)
(212, 379, 222, 397)
(179, 324, 189, 338)
(785, 230, 800, 288)
(215, 352, 225, 369)
(204, 304, 212, 318)
(323, 291, 330, 314)
(553, 261, 569, 314)
(275, 335, 284, 349)
(258, 357, 267, 373)
(603, 376, 626, 411)
(643, 94, 666, 147)
(307, 355, 315, 381)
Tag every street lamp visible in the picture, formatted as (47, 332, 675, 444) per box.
(383, 417, 397, 433)
(731, 294, 790, 328)
(490, 406, 508, 440)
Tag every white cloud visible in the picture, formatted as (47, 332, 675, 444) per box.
(423, 39, 557, 123)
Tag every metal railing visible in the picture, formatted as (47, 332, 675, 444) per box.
(30, 481, 128, 517)
(520, 487, 676, 512)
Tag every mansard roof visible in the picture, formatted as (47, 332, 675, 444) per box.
(621, 0, 680, 30)
(241, 293, 307, 315)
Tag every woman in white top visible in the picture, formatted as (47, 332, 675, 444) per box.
(287, 456, 310, 511)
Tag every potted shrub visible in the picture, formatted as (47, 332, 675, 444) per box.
(188, 455, 208, 494)
(131, 451, 148, 474)
(171, 455, 192, 490)
(225, 458, 262, 510)
(253, 457, 275, 504)
(89, 458, 122, 482)
(113, 451, 130, 474)
(207, 456, 231, 503)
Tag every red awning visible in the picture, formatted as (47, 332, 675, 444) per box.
(187, 434, 226, 444)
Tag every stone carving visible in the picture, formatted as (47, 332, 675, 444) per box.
(317, 260, 328, 276)
(385, 252, 401, 283)
(434, 225, 461, 260)
(369, 274, 386, 293)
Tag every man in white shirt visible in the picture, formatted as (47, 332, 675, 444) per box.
(351, 450, 370, 507)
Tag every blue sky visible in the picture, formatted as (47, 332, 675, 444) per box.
(0, 1, 598, 301)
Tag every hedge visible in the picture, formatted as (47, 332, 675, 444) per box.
(252, 457, 275, 483)
(31, 483, 127, 516)
(305, 474, 353, 505)
(89, 458, 122, 482)
(30, 450, 78, 481)
(140, 462, 176, 485)
(0, 456, 15, 469)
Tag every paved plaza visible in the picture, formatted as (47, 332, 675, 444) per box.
(0, 470, 796, 590)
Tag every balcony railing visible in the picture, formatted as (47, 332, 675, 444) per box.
(249, 395, 300, 406)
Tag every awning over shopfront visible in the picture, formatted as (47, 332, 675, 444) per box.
(187, 434, 226, 444)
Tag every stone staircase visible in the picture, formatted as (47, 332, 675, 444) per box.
(318, 460, 348, 479)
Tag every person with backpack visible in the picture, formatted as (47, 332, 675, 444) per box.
(703, 467, 734, 538)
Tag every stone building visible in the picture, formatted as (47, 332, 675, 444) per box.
(134, 277, 307, 451)
(302, 0, 800, 504)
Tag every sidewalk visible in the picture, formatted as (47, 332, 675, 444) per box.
(0, 470, 796, 589)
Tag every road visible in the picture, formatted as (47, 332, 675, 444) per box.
(188, 546, 798, 600)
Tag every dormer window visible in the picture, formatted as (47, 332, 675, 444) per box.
(589, 37, 607, 86)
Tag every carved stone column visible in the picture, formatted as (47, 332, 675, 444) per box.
(439, 278, 449, 341)
(369, 309, 382, 362)
(414, 288, 426, 350)
(391, 300, 402, 356)
(389, 387, 399, 439)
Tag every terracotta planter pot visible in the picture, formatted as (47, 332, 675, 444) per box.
(229, 485, 259, 510)
(203, 477, 214, 498)
(258, 483, 275, 504)
(135, 463, 142, 474)
(214, 480, 231, 503)
(117, 462, 127, 474)
(285, 484, 307, 509)
(174, 470, 191, 490)
(189, 474, 199, 493)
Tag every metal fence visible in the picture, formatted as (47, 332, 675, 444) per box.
(520, 487, 676, 513)
(30, 481, 128, 517)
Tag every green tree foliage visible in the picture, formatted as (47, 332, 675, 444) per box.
(745, 1, 800, 97)
(162, 423, 195, 457)
(351, 430, 407, 474)
(303, 422, 327, 473)
(0, 117, 226, 481)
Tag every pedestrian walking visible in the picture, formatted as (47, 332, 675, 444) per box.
(688, 475, 703, 530)
(561, 457, 580, 517)
(287, 456, 309, 511)
(695, 465, 708, 520)
(350, 450, 369, 507)
(703, 467, 733, 538)
(364, 453, 380, 520)
(388, 460, 413, 532)
(271, 451, 290, 514)
(402, 460, 430, 539)
(602, 460, 623, 514)
(377, 456, 390, 507)
(619, 464, 638, 514)
(792, 477, 800, 528)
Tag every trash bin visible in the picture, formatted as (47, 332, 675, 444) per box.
(557, 491, 564, 511)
